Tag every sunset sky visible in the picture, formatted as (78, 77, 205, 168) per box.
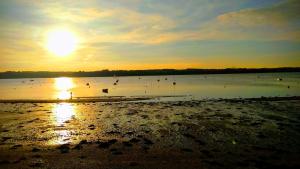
(0, 0, 299, 71)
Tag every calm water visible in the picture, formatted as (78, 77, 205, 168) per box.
(0, 73, 299, 100)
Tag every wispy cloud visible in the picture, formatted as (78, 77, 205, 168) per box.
(0, 0, 299, 70)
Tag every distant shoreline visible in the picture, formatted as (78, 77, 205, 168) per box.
(0, 67, 299, 79)
(0, 96, 299, 103)
(0, 67, 300, 79)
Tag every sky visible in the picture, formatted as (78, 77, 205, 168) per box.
(0, 0, 299, 71)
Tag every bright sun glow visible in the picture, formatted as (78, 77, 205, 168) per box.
(55, 77, 74, 99)
(46, 29, 78, 56)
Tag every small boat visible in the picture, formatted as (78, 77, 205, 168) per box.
(102, 89, 108, 93)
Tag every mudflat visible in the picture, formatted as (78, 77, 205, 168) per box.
(0, 97, 299, 169)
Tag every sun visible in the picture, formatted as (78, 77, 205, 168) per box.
(46, 29, 78, 57)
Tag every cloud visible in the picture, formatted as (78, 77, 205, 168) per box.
(84, 0, 300, 45)
(200, 0, 300, 41)
(0, 0, 299, 71)
(168, 0, 300, 42)
(217, 0, 299, 28)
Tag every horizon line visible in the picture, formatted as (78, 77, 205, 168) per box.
(1, 67, 300, 73)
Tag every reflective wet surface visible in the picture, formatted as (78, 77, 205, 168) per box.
(0, 73, 299, 100)
(0, 99, 300, 169)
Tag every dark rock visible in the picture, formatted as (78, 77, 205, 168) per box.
(127, 109, 138, 115)
(79, 155, 86, 159)
(110, 148, 123, 155)
(129, 138, 140, 143)
(143, 138, 154, 145)
(106, 131, 121, 135)
(79, 140, 88, 144)
(122, 141, 133, 147)
(32, 154, 42, 158)
(195, 139, 206, 145)
(0, 160, 10, 164)
(12, 156, 26, 164)
(181, 148, 193, 152)
(201, 150, 213, 158)
(126, 131, 134, 135)
(183, 133, 196, 139)
(32, 147, 40, 152)
(88, 124, 96, 130)
(98, 139, 117, 148)
(73, 144, 82, 150)
(58, 144, 70, 153)
(111, 150, 123, 155)
(29, 160, 44, 167)
(129, 162, 139, 166)
(141, 115, 149, 119)
(10, 144, 22, 149)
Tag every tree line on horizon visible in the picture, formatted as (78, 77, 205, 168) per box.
(0, 67, 299, 79)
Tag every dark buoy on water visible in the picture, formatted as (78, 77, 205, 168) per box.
(113, 83, 117, 85)
(102, 89, 108, 93)
(157, 79, 160, 82)
(173, 82, 176, 85)
(277, 78, 283, 81)
(288, 86, 290, 89)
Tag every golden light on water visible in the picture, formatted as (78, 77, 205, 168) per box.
(52, 103, 76, 125)
(46, 28, 78, 57)
(50, 103, 76, 145)
(55, 77, 74, 100)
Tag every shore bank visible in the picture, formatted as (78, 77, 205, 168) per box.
(0, 97, 299, 169)
(0, 96, 299, 103)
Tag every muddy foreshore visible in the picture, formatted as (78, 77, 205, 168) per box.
(0, 97, 300, 169)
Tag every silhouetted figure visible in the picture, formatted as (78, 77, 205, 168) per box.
(102, 89, 108, 93)
(173, 82, 176, 85)
(288, 86, 290, 89)
(86, 83, 90, 88)
(70, 92, 73, 99)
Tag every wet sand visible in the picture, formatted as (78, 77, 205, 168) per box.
(0, 96, 152, 103)
(0, 97, 300, 169)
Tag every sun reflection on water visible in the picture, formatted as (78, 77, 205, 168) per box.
(55, 77, 74, 100)
(50, 103, 76, 145)
(52, 103, 75, 125)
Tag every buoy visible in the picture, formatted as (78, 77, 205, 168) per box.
(102, 89, 108, 93)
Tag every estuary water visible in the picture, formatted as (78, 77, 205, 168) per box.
(0, 73, 299, 100)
